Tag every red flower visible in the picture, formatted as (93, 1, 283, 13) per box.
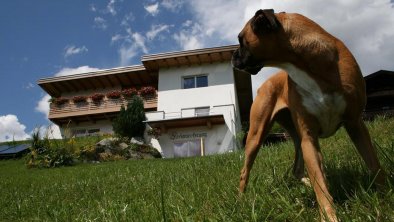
(91, 93, 105, 102)
(53, 97, 68, 105)
(106, 90, 121, 99)
(122, 88, 138, 98)
(72, 95, 87, 103)
(139, 86, 156, 97)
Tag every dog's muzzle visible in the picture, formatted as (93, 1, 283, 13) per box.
(232, 48, 264, 75)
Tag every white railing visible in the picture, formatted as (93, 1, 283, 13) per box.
(145, 104, 236, 122)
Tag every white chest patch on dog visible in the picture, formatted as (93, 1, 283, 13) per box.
(278, 63, 346, 138)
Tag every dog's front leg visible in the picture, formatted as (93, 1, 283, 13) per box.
(239, 84, 280, 193)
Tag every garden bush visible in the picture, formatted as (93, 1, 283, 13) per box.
(112, 95, 146, 139)
(26, 129, 76, 168)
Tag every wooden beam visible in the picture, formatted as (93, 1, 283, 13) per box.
(125, 74, 135, 86)
(113, 74, 123, 86)
(54, 82, 69, 93)
(79, 79, 96, 89)
(64, 81, 78, 92)
(97, 76, 107, 88)
(105, 75, 114, 87)
(196, 54, 202, 65)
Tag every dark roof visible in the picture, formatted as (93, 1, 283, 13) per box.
(365, 70, 394, 80)
(364, 70, 394, 93)
(0, 144, 30, 158)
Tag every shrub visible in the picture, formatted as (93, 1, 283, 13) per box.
(147, 127, 161, 139)
(112, 95, 146, 139)
(26, 129, 75, 168)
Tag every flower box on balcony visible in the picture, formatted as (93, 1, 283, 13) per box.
(139, 86, 156, 98)
(72, 95, 87, 103)
(122, 88, 138, 98)
(106, 90, 122, 99)
(91, 93, 105, 102)
(52, 97, 68, 106)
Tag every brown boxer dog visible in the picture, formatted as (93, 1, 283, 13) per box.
(232, 9, 386, 222)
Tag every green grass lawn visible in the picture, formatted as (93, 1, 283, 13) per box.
(1, 117, 393, 221)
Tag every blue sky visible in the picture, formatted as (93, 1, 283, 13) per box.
(1, 0, 394, 141)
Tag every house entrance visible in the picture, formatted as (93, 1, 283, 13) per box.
(173, 140, 202, 157)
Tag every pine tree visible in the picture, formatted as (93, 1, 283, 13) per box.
(112, 95, 146, 139)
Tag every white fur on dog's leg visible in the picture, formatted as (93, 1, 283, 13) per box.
(301, 177, 311, 187)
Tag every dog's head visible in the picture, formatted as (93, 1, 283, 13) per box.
(232, 9, 281, 75)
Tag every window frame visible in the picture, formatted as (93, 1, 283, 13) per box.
(182, 74, 208, 89)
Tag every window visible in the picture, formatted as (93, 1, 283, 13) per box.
(183, 77, 195, 89)
(196, 76, 208, 87)
(88, 129, 100, 135)
(173, 140, 201, 157)
(73, 129, 87, 137)
(72, 129, 100, 137)
(183, 75, 208, 89)
(195, 107, 210, 116)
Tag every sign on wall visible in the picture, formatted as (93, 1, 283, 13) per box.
(170, 131, 207, 141)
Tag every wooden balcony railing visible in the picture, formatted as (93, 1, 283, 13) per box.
(49, 96, 157, 119)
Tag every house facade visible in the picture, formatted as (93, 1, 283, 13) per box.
(38, 45, 253, 158)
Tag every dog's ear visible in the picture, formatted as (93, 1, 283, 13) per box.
(251, 9, 279, 35)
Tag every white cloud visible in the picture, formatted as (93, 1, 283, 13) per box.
(118, 29, 150, 66)
(94, 16, 108, 30)
(186, 0, 394, 93)
(119, 45, 139, 66)
(182, 20, 193, 28)
(35, 124, 62, 140)
(145, 2, 159, 16)
(36, 94, 51, 119)
(132, 32, 148, 53)
(90, 4, 97, 12)
(0, 115, 30, 142)
(146, 24, 171, 40)
(64, 45, 88, 58)
(161, 0, 184, 12)
(121, 12, 135, 27)
(111, 34, 125, 44)
(107, 0, 117, 16)
(173, 22, 204, 50)
(53, 66, 100, 77)
(24, 82, 34, 90)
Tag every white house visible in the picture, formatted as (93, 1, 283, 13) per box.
(38, 45, 253, 158)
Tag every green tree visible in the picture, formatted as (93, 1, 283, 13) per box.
(112, 95, 146, 139)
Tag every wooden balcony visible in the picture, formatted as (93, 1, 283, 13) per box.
(49, 96, 157, 125)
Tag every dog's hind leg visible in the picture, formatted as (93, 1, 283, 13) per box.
(239, 80, 285, 193)
(344, 117, 386, 185)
